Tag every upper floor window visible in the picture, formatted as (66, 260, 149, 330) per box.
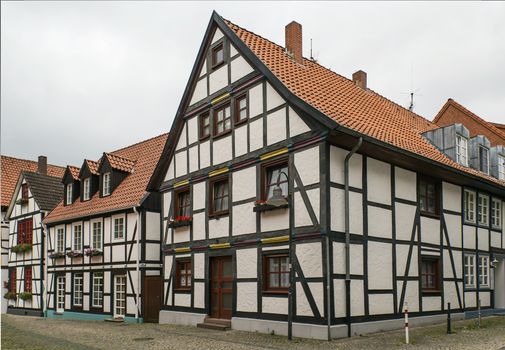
(9, 268, 16, 293)
(479, 256, 489, 287)
(263, 253, 289, 293)
(464, 255, 475, 288)
(421, 257, 440, 292)
(73, 224, 82, 251)
(56, 228, 64, 253)
(113, 217, 124, 240)
(17, 219, 33, 245)
(92, 222, 102, 250)
(419, 177, 439, 216)
(175, 259, 192, 291)
(199, 112, 210, 139)
(492, 198, 502, 229)
(210, 177, 229, 216)
(263, 160, 288, 201)
(24, 267, 32, 293)
(211, 43, 224, 68)
(464, 190, 476, 223)
(456, 135, 468, 166)
(214, 103, 231, 136)
(175, 188, 191, 218)
(83, 178, 90, 201)
(103, 172, 111, 196)
(478, 195, 489, 226)
(66, 184, 73, 205)
(499, 155, 505, 181)
(234, 94, 248, 124)
(21, 183, 28, 200)
(479, 146, 489, 174)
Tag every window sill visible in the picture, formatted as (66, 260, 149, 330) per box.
(209, 212, 229, 220)
(211, 61, 225, 71)
(199, 135, 210, 142)
(174, 288, 192, 294)
(212, 129, 232, 140)
(420, 211, 440, 219)
(253, 203, 289, 213)
(421, 290, 441, 296)
(262, 290, 288, 297)
(168, 221, 192, 229)
(234, 119, 248, 127)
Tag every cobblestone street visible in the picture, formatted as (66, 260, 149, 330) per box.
(2, 314, 505, 350)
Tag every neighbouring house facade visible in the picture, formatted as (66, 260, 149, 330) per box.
(43, 133, 167, 323)
(148, 13, 505, 339)
(1, 156, 64, 314)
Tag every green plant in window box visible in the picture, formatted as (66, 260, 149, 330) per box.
(66, 250, 83, 258)
(3, 292, 17, 300)
(11, 243, 32, 253)
(49, 252, 66, 259)
(18, 292, 32, 301)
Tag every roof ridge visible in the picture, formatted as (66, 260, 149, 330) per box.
(0, 155, 66, 169)
(110, 132, 169, 155)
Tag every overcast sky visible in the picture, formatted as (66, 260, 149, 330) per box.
(2, 1, 504, 166)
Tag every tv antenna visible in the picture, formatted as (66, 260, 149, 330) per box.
(401, 63, 422, 112)
(310, 39, 314, 60)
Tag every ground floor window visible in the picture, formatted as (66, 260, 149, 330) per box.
(421, 257, 440, 292)
(92, 272, 104, 308)
(56, 275, 65, 313)
(114, 275, 126, 317)
(479, 256, 489, 287)
(73, 274, 83, 307)
(464, 255, 475, 288)
(263, 253, 289, 293)
(176, 260, 192, 291)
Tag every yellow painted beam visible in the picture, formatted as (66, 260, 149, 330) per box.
(260, 147, 288, 161)
(174, 247, 191, 253)
(209, 243, 231, 250)
(261, 235, 289, 244)
(211, 93, 231, 106)
(208, 167, 229, 177)
(174, 179, 189, 188)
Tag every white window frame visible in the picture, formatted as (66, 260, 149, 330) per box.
(479, 256, 489, 287)
(73, 274, 83, 307)
(114, 274, 127, 318)
(456, 135, 468, 166)
(492, 198, 502, 229)
(56, 228, 64, 253)
(73, 224, 82, 251)
(464, 190, 476, 223)
(479, 146, 489, 174)
(113, 217, 124, 240)
(56, 275, 65, 313)
(499, 155, 505, 181)
(464, 254, 475, 288)
(66, 184, 73, 205)
(83, 178, 90, 200)
(478, 195, 489, 226)
(103, 172, 111, 196)
(92, 222, 102, 250)
(92, 272, 104, 308)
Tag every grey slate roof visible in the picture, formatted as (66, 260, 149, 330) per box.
(23, 171, 64, 211)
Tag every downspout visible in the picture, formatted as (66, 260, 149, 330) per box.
(344, 137, 362, 337)
(133, 206, 141, 323)
(41, 220, 48, 317)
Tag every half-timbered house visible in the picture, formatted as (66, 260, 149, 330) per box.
(148, 12, 505, 339)
(43, 133, 167, 323)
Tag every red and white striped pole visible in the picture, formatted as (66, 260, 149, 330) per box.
(404, 302, 409, 344)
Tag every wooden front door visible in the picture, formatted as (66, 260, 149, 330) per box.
(144, 276, 162, 323)
(210, 256, 233, 319)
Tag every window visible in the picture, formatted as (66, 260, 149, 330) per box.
(114, 275, 126, 317)
(419, 177, 439, 216)
(66, 184, 73, 205)
(9, 268, 16, 293)
(456, 135, 468, 166)
(214, 103, 232, 136)
(499, 155, 505, 181)
(24, 267, 32, 293)
(478, 195, 489, 226)
(103, 172, 111, 196)
(56, 228, 64, 253)
(73, 274, 83, 307)
(263, 161, 288, 200)
(464, 190, 476, 223)
(234, 94, 248, 124)
(199, 112, 211, 139)
(113, 218, 124, 240)
(479, 256, 489, 287)
(17, 219, 33, 245)
(73, 224, 82, 251)
(492, 198, 502, 228)
(56, 276, 65, 313)
(175, 260, 192, 291)
(92, 222, 102, 250)
(263, 254, 289, 292)
(175, 189, 191, 218)
(479, 146, 489, 174)
(464, 255, 475, 288)
(83, 178, 90, 200)
(210, 177, 229, 216)
(92, 272, 103, 308)
(211, 43, 224, 67)
(421, 257, 440, 292)
(21, 183, 28, 200)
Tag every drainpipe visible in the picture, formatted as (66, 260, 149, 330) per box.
(41, 220, 48, 317)
(344, 137, 362, 337)
(133, 206, 141, 323)
(326, 233, 331, 341)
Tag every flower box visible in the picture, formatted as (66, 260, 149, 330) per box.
(66, 251, 83, 258)
(11, 243, 32, 253)
(253, 200, 289, 212)
(49, 252, 66, 259)
(84, 248, 103, 257)
(3, 292, 16, 300)
(168, 216, 192, 229)
(18, 292, 32, 301)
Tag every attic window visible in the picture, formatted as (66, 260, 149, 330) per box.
(211, 43, 224, 68)
(103, 172, 111, 196)
(199, 112, 210, 139)
(83, 178, 90, 201)
(21, 183, 28, 200)
(479, 146, 489, 174)
(499, 155, 505, 181)
(456, 135, 468, 166)
(66, 184, 73, 205)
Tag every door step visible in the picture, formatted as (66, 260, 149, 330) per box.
(197, 317, 231, 331)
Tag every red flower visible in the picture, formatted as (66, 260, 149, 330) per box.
(173, 216, 192, 222)
(254, 200, 267, 205)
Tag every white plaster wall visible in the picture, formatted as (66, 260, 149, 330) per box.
(423, 296, 441, 311)
(199, 59, 207, 77)
(478, 228, 489, 250)
(194, 282, 205, 308)
(237, 282, 257, 312)
(193, 182, 206, 211)
(289, 107, 310, 137)
(395, 203, 417, 241)
(213, 136, 232, 165)
(266, 108, 287, 145)
(113, 245, 125, 261)
(330, 188, 363, 234)
(174, 293, 191, 307)
(368, 206, 392, 239)
(444, 214, 462, 248)
(209, 217, 229, 238)
(395, 167, 416, 201)
(329, 146, 362, 188)
(465, 291, 476, 308)
(249, 118, 264, 151)
(261, 209, 289, 232)
(463, 225, 476, 249)
(211, 28, 223, 43)
(294, 147, 320, 186)
(369, 294, 394, 315)
(294, 189, 320, 227)
(192, 212, 206, 241)
(333, 242, 363, 275)
(248, 84, 263, 118)
(296, 282, 323, 317)
(368, 241, 392, 289)
(232, 203, 256, 236)
(420, 217, 440, 245)
(187, 116, 198, 145)
(367, 158, 391, 204)
(176, 124, 187, 151)
(194, 253, 204, 279)
(443, 182, 461, 213)
(173, 226, 190, 243)
(230, 43, 238, 57)
(262, 296, 287, 314)
(398, 280, 419, 312)
(480, 291, 491, 307)
(333, 279, 346, 317)
(209, 65, 228, 95)
(146, 212, 160, 240)
(175, 151, 188, 178)
(200, 141, 211, 169)
(146, 243, 159, 261)
(231, 55, 254, 83)
(297, 242, 322, 278)
(396, 244, 418, 277)
(164, 160, 175, 181)
(233, 167, 256, 201)
(189, 145, 199, 173)
(236, 248, 257, 278)
(491, 231, 501, 248)
(234, 125, 248, 157)
(266, 83, 284, 111)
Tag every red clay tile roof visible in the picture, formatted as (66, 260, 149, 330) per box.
(104, 153, 135, 173)
(1, 156, 65, 208)
(223, 18, 505, 187)
(84, 159, 99, 175)
(44, 133, 168, 224)
(68, 166, 81, 180)
(433, 98, 505, 145)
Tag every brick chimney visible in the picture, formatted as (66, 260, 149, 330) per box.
(285, 21, 302, 63)
(38, 156, 47, 175)
(352, 70, 367, 90)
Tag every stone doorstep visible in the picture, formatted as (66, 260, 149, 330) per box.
(197, 317, 231, 331)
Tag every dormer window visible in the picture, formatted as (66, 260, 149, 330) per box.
(21, 183, 28, 200)
(456, 135, 468, 166)
(479, 146, 489, 174)
(66, 184, 73, 205)
(83, 178, 90, 200)
(499, 155, 505, 180)
(103, 172, 111, 196)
